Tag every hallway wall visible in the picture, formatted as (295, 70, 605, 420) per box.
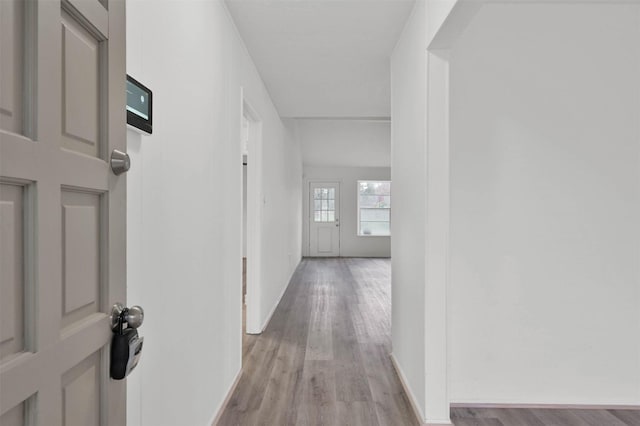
(302, 166, 391, 258)
(125, 1, 302, 425)
(390, 0, 428, 419)
(450, 3, 640, 405)
(296, 119, 391, 168)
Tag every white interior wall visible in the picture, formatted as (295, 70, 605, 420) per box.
(296, 119, 391, 168)
(426, 0, 458, 44)
(125, 1, 302, 425)
(302, 166, 391, 258)
(450, 3, 640, 405)
(255, 119, 302, 329)
(389, 0, 428, 420)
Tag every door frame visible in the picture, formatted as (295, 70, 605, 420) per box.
(241, 92, 263, 335)
(306, 180, 341, 257)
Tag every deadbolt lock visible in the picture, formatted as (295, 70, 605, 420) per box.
(110, 149, 131, 175)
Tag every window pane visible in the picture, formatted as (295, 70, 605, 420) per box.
(374, 181, 391, 195)
(359, 181, 390, 196)
(314, 188, 323, 200)
(328, 200, 335, 210)
(360, 208, 390, 222)
(328, 188, 335, 199)
(357, 180, 391, 236)
(359, 195, 390, 208)
(322, 200, 328, 211)
(314, 211, 322, 222)
(360, 221, 390, 236)
(321, 211, 328, 222)
(327, 211, 335, 222)
(314, 200, 322, 211)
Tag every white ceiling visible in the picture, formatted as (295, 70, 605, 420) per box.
(225, 0, 415, 118)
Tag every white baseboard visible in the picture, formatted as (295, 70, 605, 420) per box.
(209, 368, 242, 426)
(391, 353, 425, 425)
(259, 259, 301, 332)
(259, 282, 287, 332)
(390, 353, 453, 425)
(451, 402, 640, 410)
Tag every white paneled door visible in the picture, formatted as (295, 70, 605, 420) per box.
(309, 182, 340, 257)
(0, 0, 127, 424)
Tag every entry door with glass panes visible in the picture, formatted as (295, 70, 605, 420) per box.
(309, 182, 340, 257)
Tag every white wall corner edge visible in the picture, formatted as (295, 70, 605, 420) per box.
(208, 367, 242, 426)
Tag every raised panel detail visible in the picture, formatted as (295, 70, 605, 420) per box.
(0, 0, 24, 135)
(317, 228, 333, 253)
(61, 11, 100, 157)
(0, 183, 24, 361)
(0, 400, 24, 426)
(62, 352, 101, 426)
(62, 190, 100, 328)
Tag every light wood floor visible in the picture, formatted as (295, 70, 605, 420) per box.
(221, 258, 640, 426)
(221, 258, 419, 425)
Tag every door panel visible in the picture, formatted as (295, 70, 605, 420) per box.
(0, 0, 127, 424)
(61, 10, 102, 157)
(0, 401, 25, 426)
(309, 182, 340, 257)
(0, 182, 24, 361)
(316, 228, 333, 253)
(61, 189, 102, 329)
(61, 352, 101, 426)
(0, 0, 24, 135)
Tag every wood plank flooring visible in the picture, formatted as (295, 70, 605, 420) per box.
(220, 257, 640, 426)
(219, 258, 419, 426)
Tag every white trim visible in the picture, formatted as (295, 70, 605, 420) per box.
(256, 258, 301, 332)
(390, 353, 428, 425)
(260, 273, 290, 332)
(423, 48, 451, 424)
(243, 94, 264, 335)
(208, 368, 242, 426)
(451, 402, 640, 410)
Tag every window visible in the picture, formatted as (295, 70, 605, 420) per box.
(358, 181, 391, 236)
(313, 187, 336, 222)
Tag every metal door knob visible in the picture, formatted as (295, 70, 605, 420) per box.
(110, 149, 131, 175)
(125, 306, 144, 328)
(111, 303, 144, 330)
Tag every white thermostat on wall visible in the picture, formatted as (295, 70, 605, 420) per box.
(126, 75, 152, 134)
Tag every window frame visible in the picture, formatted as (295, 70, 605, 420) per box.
(357, 180, 391, 237)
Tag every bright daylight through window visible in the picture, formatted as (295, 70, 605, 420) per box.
(358, 181, 391, 236)
(313, 187, 336, 222)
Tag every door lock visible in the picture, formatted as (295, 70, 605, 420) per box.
(111, 303, 144, 329)
(110, 303, 144, 380)
(110, 149, 131, 175)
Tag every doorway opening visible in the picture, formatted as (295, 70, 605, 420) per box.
(241, 95, 263, 354)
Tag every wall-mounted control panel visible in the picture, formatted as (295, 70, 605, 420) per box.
(126, 75, 152, 134)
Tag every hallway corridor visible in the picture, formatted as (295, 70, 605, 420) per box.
(217, 258, 419, 425)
